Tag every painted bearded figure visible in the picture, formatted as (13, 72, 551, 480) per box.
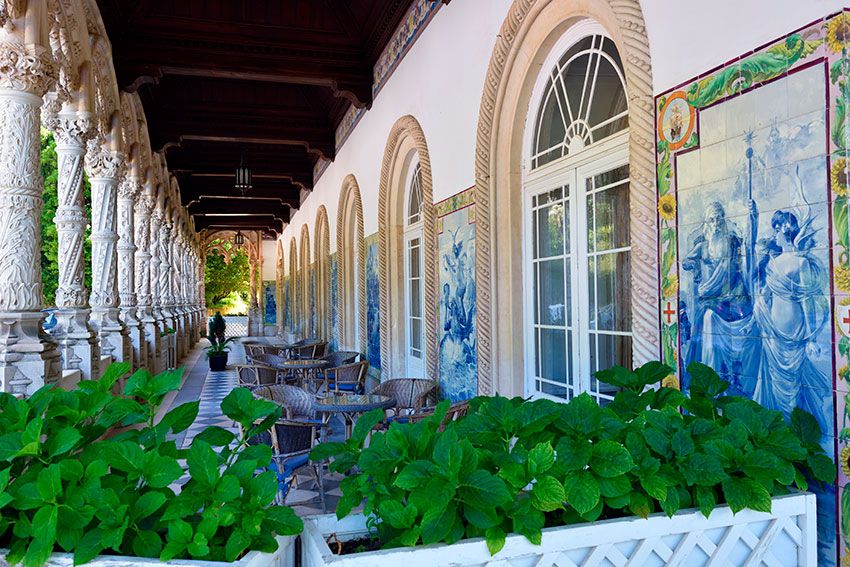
(682, 201, 760, 395)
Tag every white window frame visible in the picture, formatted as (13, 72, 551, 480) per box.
(403, 158, 425, 377)
(521, 20, 631, 403)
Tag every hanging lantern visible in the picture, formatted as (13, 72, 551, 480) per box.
(235, 151, 252, 195)
(233, 231, 245, 248)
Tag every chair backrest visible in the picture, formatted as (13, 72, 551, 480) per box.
(252, 353, 288, 368)
(294, 341, 326, 359)
(330, 360, 368, 392)
(322, 351, 360, 367)
(244, 344, 264, 360)
(234, 364, 259, 388)
(246, 419, 315, 457)
(253, 384, 316, 419)
(312, 342, 328, 358)
(369, 378, 437, 411)
(407, 400, 470, 429)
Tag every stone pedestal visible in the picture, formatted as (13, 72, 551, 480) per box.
(51, 308, 99, 380)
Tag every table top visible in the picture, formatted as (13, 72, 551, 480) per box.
(314, 394, 394, 413)
(280, 358, 329, 369)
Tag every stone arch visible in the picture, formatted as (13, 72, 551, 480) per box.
(45, 0, 94, 116)
(314, 205, 331, 340)
(88, 35, 122, 149)
(336, 174, 366, 353)
(288, 237, 298, 334)
(298, 224, 312, 337)
(474, 0, 657, 396)
(378, 115, 437, 380)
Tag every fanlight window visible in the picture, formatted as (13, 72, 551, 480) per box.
(407, 163, 423, 225)
(531, 34, 628, 169)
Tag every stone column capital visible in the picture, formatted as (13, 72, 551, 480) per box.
(84, 145, 125, 180)
(0, 42, 57, 96)
(42, 112, 94, 148)
(118, 177, 143, 200)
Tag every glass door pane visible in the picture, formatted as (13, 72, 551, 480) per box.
(584, 165, 631, 403)
(529, 183, 574, 399)
(405, 234, 424, 377)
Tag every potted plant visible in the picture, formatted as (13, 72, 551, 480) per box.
(207, 312, 232, 371)
(305, 362, 832, 566)
(0, 362, 303, 566)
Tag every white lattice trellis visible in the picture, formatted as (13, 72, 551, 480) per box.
(301, 493, 816, 567)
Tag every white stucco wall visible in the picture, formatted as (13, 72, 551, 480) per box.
(280, 0, 848, 260)
(261, 240, 277, 281)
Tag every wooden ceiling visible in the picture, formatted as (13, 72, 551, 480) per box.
(96, 0, 426, 238)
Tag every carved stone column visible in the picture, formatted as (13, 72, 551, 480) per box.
(171, 230, 185, 360)
(160, 220, 176, 338)
(44, 111, 99, 380)
(0, 42, 61, 395)
(85, 146, 130, 363)
(248, 257, 259, 336)
(134, 195, 159, 371)
(148, 208, 164, 372)
(118, 177, 145, 370)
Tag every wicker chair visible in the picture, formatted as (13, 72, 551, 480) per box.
(325, 360, 369, 394)
(291, 340, 327, 359)
(368, 378, 437, 416)
(321, 351, 360, 368)
(253, 384, 316, 419)
(243, 343, 265, 362)
(234, 364, 278, 388)
(407, 400, 470, 430)
(245, 418, 323, 508)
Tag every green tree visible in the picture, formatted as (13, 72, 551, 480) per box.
(40, 131, 92, 307)
(204, 245, 250, 309)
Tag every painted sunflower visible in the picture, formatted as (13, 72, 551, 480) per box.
(838, 263, 850, 293)
(661, 374, 679, 389)
(842, 445, 850, 479)
(658, 193, 677, 222)
(842, 549, 850, 567)
(839, 365, 850, 382)
(663, 274, 679, 298)
(828, 14, 850, 54)
(832, 157, 850, 197)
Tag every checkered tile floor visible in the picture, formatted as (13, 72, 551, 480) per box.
(168, 338, 349, 517)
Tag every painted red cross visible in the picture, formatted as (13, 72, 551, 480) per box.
(663, 301, 676, 324)
(839, 304, 850, 337)
(844, 313, 850, 328)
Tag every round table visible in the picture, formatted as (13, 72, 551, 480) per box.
(279, 358, 329, 391)
(313, 394, 395, 439)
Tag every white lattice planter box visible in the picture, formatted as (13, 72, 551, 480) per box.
(301, 493, 815, 566)
(1, 535, 294, 567)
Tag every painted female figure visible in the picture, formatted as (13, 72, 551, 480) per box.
(750, 173, 831, 435)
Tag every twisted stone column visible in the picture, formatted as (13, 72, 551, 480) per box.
(0, 42, 61, 395)
(148, 208, 164, 372)
(85, 146, 129, 363)
(171, 231, 186, 359)
(160, 220, 176, 336)
(118, 177, 145, 370)
(248, 259, 259, 336)
(45, 111, 99, 380)
(133, 195, 159, 371)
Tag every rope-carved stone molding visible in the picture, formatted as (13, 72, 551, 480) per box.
(474, 0, 658, 395)
(378, 115, 437, 382)
(288, 237, 298, 334)
(314, 204, 331, 341)
(299, 223, 312, 336)
(336, 174, 367, 354)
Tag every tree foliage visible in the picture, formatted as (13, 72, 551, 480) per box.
(204, 246, 249, 309)
(40, 131, 92, 307)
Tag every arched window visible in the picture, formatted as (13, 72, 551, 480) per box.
(315, 207, 330, 341)
(524, 22, 631, 403)
(403, 159, 424, 377)
(338, 176, 364, 352)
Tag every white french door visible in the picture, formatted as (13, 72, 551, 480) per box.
(524, 134, 631, 402)
(404, 229, 425, 377)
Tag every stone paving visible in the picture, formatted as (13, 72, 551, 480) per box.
(165, 338, 345, 517)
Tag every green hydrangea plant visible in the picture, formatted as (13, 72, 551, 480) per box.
(313, 361, 834, 555)
(0, 363, 303, 566)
